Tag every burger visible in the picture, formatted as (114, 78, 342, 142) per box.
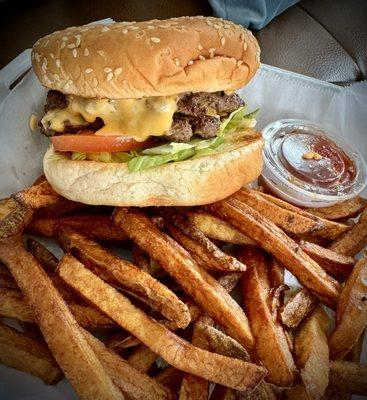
(32, 16, 263, 206)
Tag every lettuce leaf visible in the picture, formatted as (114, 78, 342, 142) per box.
(69, 105, 259, 173)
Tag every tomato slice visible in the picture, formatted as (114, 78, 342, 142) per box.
(51, 132, 157, 153)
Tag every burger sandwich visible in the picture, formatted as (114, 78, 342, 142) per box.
(32, 16, 263, 206)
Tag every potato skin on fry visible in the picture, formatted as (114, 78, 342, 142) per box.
(329, 361, 367, 396)
(240, 247, 297, 387)
(328, 256, 367, 359)
(306, 197, 367, 221)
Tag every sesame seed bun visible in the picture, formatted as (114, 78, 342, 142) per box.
(32, 16, 260, 99)
(43, 130, 264, 207)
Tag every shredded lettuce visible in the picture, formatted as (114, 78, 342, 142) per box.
(68, 105, 259, 172)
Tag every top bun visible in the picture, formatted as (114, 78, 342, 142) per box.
(32, 16, 260, 99)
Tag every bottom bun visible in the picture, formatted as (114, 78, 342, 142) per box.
(43, 130, 264, 207)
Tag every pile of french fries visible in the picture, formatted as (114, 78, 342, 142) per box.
(0, 177, 366, 400)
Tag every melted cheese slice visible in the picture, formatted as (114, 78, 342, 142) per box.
(41, 95, 178, 141)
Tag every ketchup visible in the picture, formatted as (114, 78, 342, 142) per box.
(278, 130, 356, 189)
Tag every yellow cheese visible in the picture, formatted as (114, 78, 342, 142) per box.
(41, 95, 178, 142)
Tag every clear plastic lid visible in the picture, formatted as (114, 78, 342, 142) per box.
(261, 119, 367, 208)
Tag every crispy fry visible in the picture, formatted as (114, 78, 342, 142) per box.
(160, 210, 246, 272)
(268, 258, 284, 289)
(0, 322, 62, 384)
(13, 180, 62, 209)
(240, 247, 297, 386)
(206, 199, 341, 308)
(83, 329, 173, 400)
(257, 191, 350, 240)
(0, 263, 19, 290)
(328, 255, 367, 359)
(329, 361, 367, 396)
(329, 207, 367, 256)
(300, 240, 355, 280)
(25, 237, 59, 272)
(179, 320, 210, 400)
(156, 366, 184, 392)
(132, 243, 161, 276)
(0, 198, 33, 238)
(188, 210, 255, 245)
(306, 197, 367, 221)
(28, 214, 126, 241)
(107, 332, 139, 351)
(0, 287, 35, 322)
(58, 254, 266, 390)
(0, 237, 123, 400)
(128, 344, 158, 373)
(294, 307, 330, 400)
(35, 198, 86, 218)
(280, 288, 318, 329)
(113, 207, 254, 350)
(234, 189, 322, 236)
(58, 227, 190, 328)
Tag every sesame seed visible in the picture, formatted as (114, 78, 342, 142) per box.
(104, 67, 112, 73)
(85, 68, 93, 74)
(199, 55, 205, 61)
(122, 29, 128, 34)
(221, 37, 226, 46)
(209, 48, 215, 58)
(173, 58, 180, 67)
(197, 44, 203, 50)
(84, 48, 89, 56)
(188, 60, 194, 65)
(97, 50, 105, 57)
(50, 53, 54, 59)
(60, 42, 66, 49)
(72, 49, 77, 58)
(150, 37, 160, 43)
(106, 72, 113, 82)
(101, 26, 110, 32)
(146, 25, 154, 29)
(67, 43, 76, 49)
(55, 59, 61, 68)
(130, 26, 139, 30)
(206, 20, 213, 26)
(240, 32, 245, 41)
(243, 42, 248, 51)
(114, 67, 123, 75)
(42, 40, 49, 47)
(62, 36, 68, 41)
(35, 53, 41, 62)
(224, 24, 230, 29)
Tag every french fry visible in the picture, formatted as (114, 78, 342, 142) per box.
(0, 198, 33, 238)
(179, 320, 210, 400)
(268, 258, 285, 289)
(132, 243, 162, 276)
(187, 210, 254, 245)
(113, 207, 255, 350)
(159, 209, 246, 272)
(83, 329, 174, 400)
(128, 344, 158, 373)
(0, 237, 123, 400)
(240, 247, 297, 386)
(329, 207, 367, 256)
(35, 198, 86, 218)
(58, 254, 266, 391)
(205, 198, 341, 308)
(0, 322, 62, 384)
(306, 197, 367, 221)
(294, 307, 330, 400)
(0, 263, 19, 289)
(234, 188, 322, 236)
(256, 191, 350, 240)
(28, 214, 126, 242)
(299, 240, 355, 280)
(0, 287, 35, 322)
(280, 288, 318, 329)
(57, 227, 190, 328)
(156, 366, 184, 392)
(13, 180, 62, 209)
(25, 237, 59, 272)
(107, 332, 140, 351)
(329, 361, 367, 396)
(328, 255, 367, 359)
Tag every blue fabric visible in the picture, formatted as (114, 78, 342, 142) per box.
(208, 0, 299, 29)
